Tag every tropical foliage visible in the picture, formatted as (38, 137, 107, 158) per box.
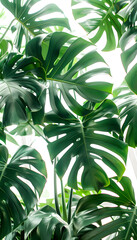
(0, 0, 137, 239)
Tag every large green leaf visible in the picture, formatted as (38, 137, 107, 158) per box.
(72, 176, 137, 239)
(24, 205, 71, 240)
(120, 28, 137, 72)
(0, 144, 46, 239)
(115, 0, 137, 27)
(113, 83, 137, 147)
(44, 100, 127, 191)
(119, 28, 137, 94)
(0, 52, 44, 126)
(1, 0, 70, 51)
(72, 0, 123, 51)
(26, 32, 112, 116)
(23, 177, 137, 240)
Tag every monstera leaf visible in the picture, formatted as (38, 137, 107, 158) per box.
(72, 0, 123, 51)
(72, 176, 137, 239)
(0, 144, 46, 239)
(1, 0, 70, 51)
(115, 0, 137, 27)
(24, 205, 71, 240)
(44, 99, 127, 191)
(120, 28, 137, 72)
(119, 28, 137, 98)
(7, 177, 137, 240)
(113, 83, 137, 147)
(26, 32, 112, 116)
(0, 52, 45, 126)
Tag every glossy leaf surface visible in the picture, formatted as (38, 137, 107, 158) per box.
(0, 144, 46, 239)
(115, 0, 137, 27)
(72, 0, 123, 51)
(114, 83, 137, 147)
(119, 28, 137, 95)
(0, 39, 9, 58)
(0, 53, 43, 126)
(120, 28, 137, 72)
(26, 32, 112, 116)
(72, 177, 137, 239)
(24, 205, 71, 240)
(44, 100, 127, 191)
(1, 0, 70, 51)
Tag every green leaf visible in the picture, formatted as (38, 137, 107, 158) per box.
(72, 177, 137, 240)
(26, 32, 112, 116)
(115, 0, 137, 26)
(125, 63, 137, 94)
(6, 133, 19, 146)
(1, 0, 70, 51)
(0, 122, 6, 143)
(72, 0, 123, 51)
(24, 206, 71, 240)
(113, 83, 137, 147)
(32, 88, 46, 125)
(114, 0, 128, 14)
(120, 28, 137, 72)
(0, 144, 46, 239)
(0, 39, 8, 57)
(44, 100, 127, 191)
(9, 123, 33, 136)
(0, 53, 44, 126)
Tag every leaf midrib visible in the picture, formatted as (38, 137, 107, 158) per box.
(1, 80, 31, 100)
(87, 2, 115, 33)
(80, 122, 90, 166)
(125, 206, 137, 239)
(0, 162, 7, 182)
(47, 77, 111, 92)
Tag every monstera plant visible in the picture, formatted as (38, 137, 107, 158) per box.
(0, 0, 137, 239)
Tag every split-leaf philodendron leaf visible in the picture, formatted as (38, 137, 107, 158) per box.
(113, 83, 137, 147)
(72, 0, 123, 51)
(115, 0, 137, 27)
(0, 53, 44, 126)
(26, 32, 113, 116)
(24, 206, 71, 240)
(1, 0, 70, 51)
(120, 28, 137, 72)
(73, 177, 137, 239)
(0, 144, 46, 239)
(44, 100, 128, 191)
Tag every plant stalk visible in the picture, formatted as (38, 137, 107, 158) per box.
(54, 158, 61, 216)
(28, 122, 50, 144)
(68, 188, 73, 224)
(0, 18, 15, 44)
(61, 179, 67, 222)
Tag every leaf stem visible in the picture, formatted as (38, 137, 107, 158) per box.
(0, 18, 15, 44)
(61, 179, 67, 222)
(54, 158, 61, 216)
(28, 122, 50, 143)
(68, 188, 73, 224)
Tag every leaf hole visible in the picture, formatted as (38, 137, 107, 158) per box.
(33, 29, 40, 33)
(105, 3, 110, 7)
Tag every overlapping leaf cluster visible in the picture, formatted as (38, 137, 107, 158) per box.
(0, 0, 137, 239)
